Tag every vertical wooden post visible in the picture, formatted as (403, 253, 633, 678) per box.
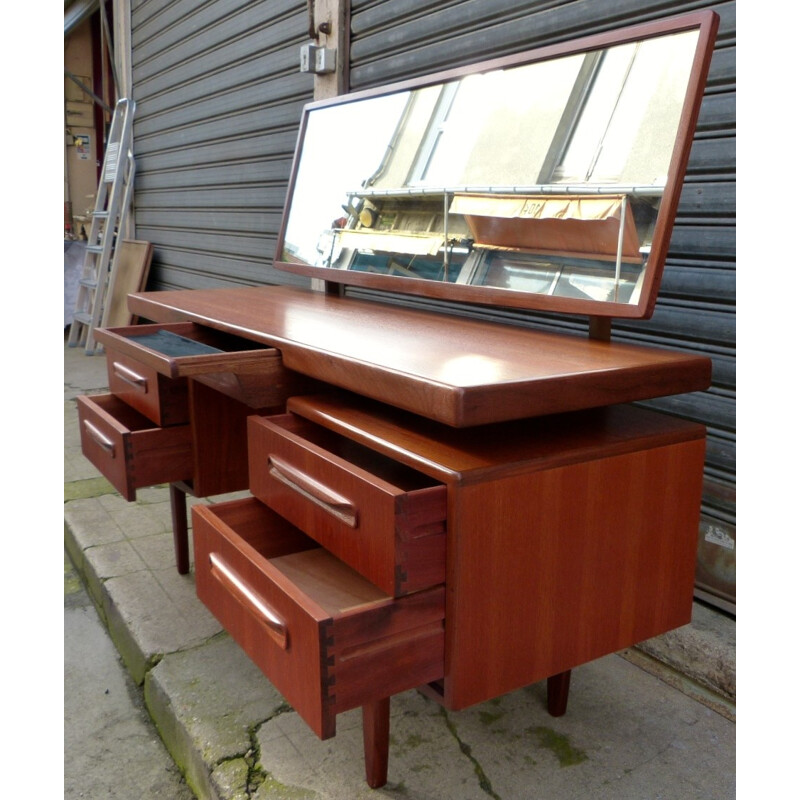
(311, 1, 350, 294)
(312, 0, 350, 100)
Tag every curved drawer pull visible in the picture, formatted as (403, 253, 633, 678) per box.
(209, 553, 288, 650)
(83, 420, 115, 457)
(111, 361, 149, 394)
(268, 455, 359, 529)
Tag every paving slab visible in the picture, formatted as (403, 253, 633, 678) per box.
(140, 637, 734, 800)
(65, 552, 195, 800)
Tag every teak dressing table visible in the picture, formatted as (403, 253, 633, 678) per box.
(76, 11, 719, 788)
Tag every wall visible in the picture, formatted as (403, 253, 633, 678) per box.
(65, 17, 99, 239)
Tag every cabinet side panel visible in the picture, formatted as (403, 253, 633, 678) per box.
(445, 438, 705, 709)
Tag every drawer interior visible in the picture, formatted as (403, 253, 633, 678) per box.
(206, 498, 390, 614)
(123, 327, 261, 357)
(270, 414, 441, 493)
(86, 392, 168, 433)
(271, 549, 387, 615)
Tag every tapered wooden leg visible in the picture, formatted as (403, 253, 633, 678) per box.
(547, 670, 571, 717)
(362, 698, 390, 788)
(169, 483, 190, 575)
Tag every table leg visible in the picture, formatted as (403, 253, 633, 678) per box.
(547, 670, 571, 717)
(169, 482, 190, 575)
(362, 697, 390, 788)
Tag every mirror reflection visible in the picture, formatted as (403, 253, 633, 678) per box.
(279, 27, 702, 308)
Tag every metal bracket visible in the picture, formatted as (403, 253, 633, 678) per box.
(300, 43, 337, 74)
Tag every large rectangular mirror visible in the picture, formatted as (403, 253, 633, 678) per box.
(275, 11, 718, 319)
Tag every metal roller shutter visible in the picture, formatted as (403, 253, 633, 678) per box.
(130, 0, 314, 291)
(347, 0, 736, 611)
(128, 0, 735, 611)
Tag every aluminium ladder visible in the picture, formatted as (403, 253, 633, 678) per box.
(68, 98, 136, 354)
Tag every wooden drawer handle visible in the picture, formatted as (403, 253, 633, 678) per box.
(268, 455, 359, 529)
(82, 420, 115, 457)
(111, 361, 149, 393)
(209, 553, 288, 650)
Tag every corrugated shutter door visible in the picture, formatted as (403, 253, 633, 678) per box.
(128, 0, 735, 610)
(348, 0, 736, 611)
(131, 0, 314, 291)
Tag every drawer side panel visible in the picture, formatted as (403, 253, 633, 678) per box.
(330, 586, 446, 714)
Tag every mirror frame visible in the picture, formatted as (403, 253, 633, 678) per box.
(275, 10, 719, 320)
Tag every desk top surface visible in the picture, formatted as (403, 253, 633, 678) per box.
(129, 285, 711, 427)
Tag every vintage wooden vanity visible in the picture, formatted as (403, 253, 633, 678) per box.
(76, 12, 719, 788)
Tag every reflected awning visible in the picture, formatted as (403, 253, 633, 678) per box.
(337, 229, 445, 256)
(450, 194, 626, 222)
(450, 193, 641, 261)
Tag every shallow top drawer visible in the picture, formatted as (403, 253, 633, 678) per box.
(95, 322, 322, 411)
(94, 322, 280, 379)
(248, 413, 447, 597)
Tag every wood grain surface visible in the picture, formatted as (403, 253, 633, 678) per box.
(129, 285, 711, 426)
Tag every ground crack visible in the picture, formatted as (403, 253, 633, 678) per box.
(227, 705, 315, 799)
(242, 725, 267, 797)
(439, 707, 502, 799)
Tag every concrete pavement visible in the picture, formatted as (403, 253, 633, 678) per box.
(64, 336, 735, 800)
(65, 550, 196, 799)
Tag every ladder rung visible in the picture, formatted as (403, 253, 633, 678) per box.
(70, 98, 135, 352)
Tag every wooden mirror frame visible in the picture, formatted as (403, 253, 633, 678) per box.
(275, 11, 718, 320)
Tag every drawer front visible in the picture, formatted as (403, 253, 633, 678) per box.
(94, 322, 278, 377)
(248, 414, 447, 596)
(95, 322, 323, 409)
(77, 393, 193, 501)
(192, 497, 445, 739)
(106, 347, 188, 426)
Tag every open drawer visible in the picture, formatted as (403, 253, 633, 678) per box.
(248, 413, 447, 596)
(94, 322, 317, 422)
(76, 393, 193, 500)
(192, 497, 445, 739)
